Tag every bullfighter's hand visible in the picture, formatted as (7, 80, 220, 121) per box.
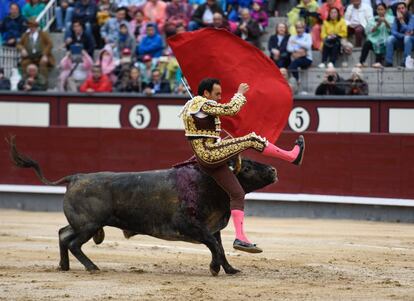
(238, 83, 249, 95)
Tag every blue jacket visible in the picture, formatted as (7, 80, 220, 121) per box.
(73, 0, 97, 24)
(137, 26, 163, 58)
(0, 14, 26, 41)
(391, 13, 414, 39)
(0, 0, 26, 21)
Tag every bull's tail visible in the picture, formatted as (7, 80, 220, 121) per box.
(7, 135, 71, 186)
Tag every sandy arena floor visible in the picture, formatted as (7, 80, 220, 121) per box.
(0, 209, 413, 301)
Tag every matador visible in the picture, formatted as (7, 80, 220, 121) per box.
(181, 78, 305, 253)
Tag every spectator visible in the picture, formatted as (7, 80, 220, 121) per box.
(287, 21, 313, 82)
(0, 68, 11, 91)
(117, 0, 146, 16)
(210, 12, 231, 31)
(143, 0, 167, 33)
(251, 0, 268, 32)
(165, 57, 185, 93)
(385, 2, 414, 67)
(143, 68, 171, 95)
(17, 18, 54, 80)
(55, 0, 74, 32)
(100, 7, 128, 44)
(79, 64, 112, 92)
(136, 54, 156, 83)
(166, 0, 192, 28)
(96, 0, 113, 27)
(345, 67, 368, 95)
(115, 23, 136, 59)
(235, 8, 261, 48)
(22, 0, 45, 21)
(287, 0, 320, 35)
(312, 0, 344, 49)
(116, 66, 143, 92)
(130, 9, 148, 43)
(268, 22, 291, 68)
(358, 3, 394, 68)
(137, 23, 164, 58)
(114, 48, 135, 87)
(319, 7, 348, 68)
(65, 20, 95, 58)
(315, 65, 346, 95)
(58, 49, 93, 91)
(0, 0, 26, 22)
(96, 45, 116, 83)
(0, 3, 27, 47)
(69, 0, 98, 39)
(279, 67, 298, 94)
(189, 0, 223, 31)
(17, 63, 47, 91)
(344, 0, 374, 47)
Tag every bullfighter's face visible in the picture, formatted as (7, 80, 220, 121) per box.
(204, 83, 222, 101)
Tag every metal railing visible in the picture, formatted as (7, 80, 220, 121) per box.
(36, 0, 57, 31)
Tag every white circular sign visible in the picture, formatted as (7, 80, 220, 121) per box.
(129, 105, 151, 129)
(288, 107, 310, 132)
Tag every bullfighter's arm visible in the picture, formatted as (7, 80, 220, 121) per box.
(201, 93, 246, 116)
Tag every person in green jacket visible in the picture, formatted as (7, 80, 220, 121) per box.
(22, 0, 45, 21)
(287, 0, 320, 35)
(357, 3, 394, 68)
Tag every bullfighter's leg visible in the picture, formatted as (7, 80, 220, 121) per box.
(214, 231, 240, 275)
(58, 225, 76, 271)
(67, 223, 101, 271)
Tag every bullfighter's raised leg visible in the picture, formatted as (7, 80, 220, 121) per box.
(214, 231, 240, 275)
(58, 225, 76, 271)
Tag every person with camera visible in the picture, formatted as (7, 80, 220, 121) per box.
(58, 47, 93, 92)
(17, 63, 47, 91)
(345, 67, 368, 95)
(64, 20, 95, 58)
(315, 65, 346, 95)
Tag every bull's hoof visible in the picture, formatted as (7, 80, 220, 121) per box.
(58, 261, 69, 271)
(209, 263, 220, 276)
(86, 265, 100, 273)
(224, 266, 240, 275)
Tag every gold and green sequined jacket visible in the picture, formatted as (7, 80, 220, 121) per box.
(181, 93, 246, 139)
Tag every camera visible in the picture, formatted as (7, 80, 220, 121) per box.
(327, 75, 335, 82)
(70, 44, 83, 63)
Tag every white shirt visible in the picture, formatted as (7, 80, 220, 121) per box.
(202, 7, 214, 24)
(344, 3, 374, 28)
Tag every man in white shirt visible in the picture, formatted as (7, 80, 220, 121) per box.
(345, 0, 374, 46)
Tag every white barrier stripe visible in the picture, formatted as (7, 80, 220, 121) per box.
(0, 185, 413, 207)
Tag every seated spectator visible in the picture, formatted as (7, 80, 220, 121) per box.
(96, 0, 113, 27)
(137, 23, 164, 58)
(189, 0, 223, 31)
(312, 0, 344, 49)
(58, 49, 93, 91)
(143, 68, 171, 95)
(143, 0, 167, 33)
(0, 0, 26, 22)
(65, 20, 95, 58)
(209, 12, 231, 31)
(315, 65, 346, 95)
(17, 63, 47, 91)
(96, 45, 116, 83)
(319, 7, 348, 68)
(165, 57, 185, 93)
(55, 0, 74, 32)
(22, 0, 45, 21)
(165, 0, 192, 29)
(268, 22, 291, 68)
(114, 23, 136, 59)
(235, 8, 261, 48)
(385, 2, 414, 67)
(100, 7, 128, 45)
(345, 67, 368, 95)
(358, 3, 394, 68)
(68, 0, 98, 39)
(279, 67, 298, 94)
(79, 64, 112, 92)
(17, 19, 54, 81)
(251, 0, 268, 32)
(117, 0, 146, 16)
(130, 9, 147, 43)
(287, 21, 313, 82)
(136, 54, 156, 83)
(344, 0, 374, 47)
(0, 3, 27, 47)
(116, 66, 143, 92)
(287, 0, 320, 35)
(0, 68, 11, 91)
(114, 48, 135, 86)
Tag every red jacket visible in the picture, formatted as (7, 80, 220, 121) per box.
(79, 75, 112, 92)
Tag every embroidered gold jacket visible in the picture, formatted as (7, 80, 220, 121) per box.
(181, 93, 246, 139)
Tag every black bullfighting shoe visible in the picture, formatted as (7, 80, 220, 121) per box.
(233, 239, 263, 253)
(292, 135, 305, 166)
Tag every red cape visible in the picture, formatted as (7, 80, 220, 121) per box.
(167, 28, 292, 143)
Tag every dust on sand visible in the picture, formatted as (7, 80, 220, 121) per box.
(0, 209, 413, 301)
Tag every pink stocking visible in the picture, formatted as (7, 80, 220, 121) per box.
(262, 142, 300, 162)
(231, 209, 251, 243)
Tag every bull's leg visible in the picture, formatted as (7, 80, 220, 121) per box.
(58, 225, 76, 271)
(67, 224, 100, 271)
(214, 231, 240, 275)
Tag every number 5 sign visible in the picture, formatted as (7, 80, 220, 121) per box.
(288, 107, 310, 132)
(129, 105, 151, 129)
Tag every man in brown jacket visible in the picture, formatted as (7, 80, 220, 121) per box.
(17, 18, 55, 81)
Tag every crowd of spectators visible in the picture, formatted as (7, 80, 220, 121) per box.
(0, 0, 413, 95)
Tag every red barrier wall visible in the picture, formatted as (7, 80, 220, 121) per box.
(1, 126, 413, 200)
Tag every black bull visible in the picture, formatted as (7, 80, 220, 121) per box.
(8, 137, 277, 276)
